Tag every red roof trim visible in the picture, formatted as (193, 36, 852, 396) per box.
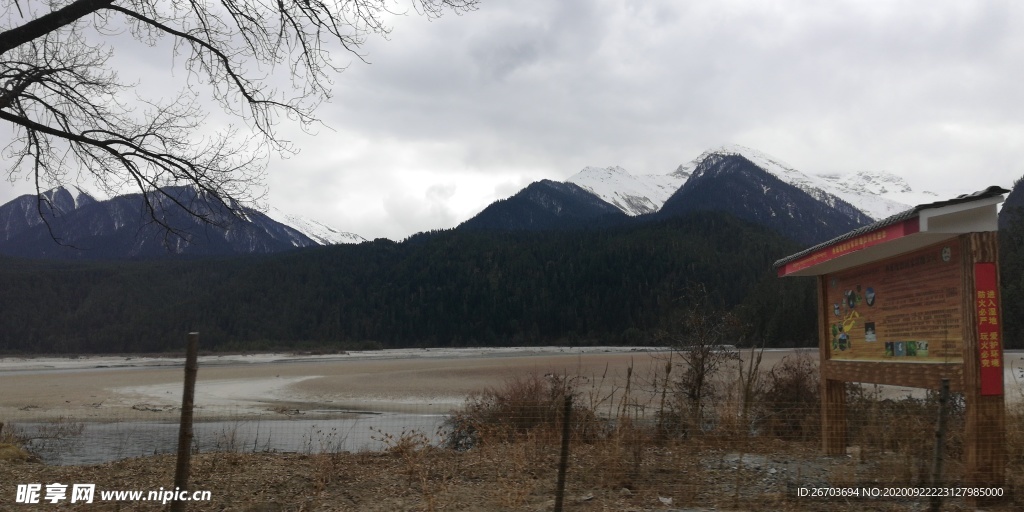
(777, 217, 920, 277)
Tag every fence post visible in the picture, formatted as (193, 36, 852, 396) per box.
(554, 394, 572, 512)
(929, 378, 950, 512)
(171, 332, 200, 512)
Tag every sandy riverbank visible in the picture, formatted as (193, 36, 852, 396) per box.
(3, 347, 1022, 423)
(0, 347, 679, 422)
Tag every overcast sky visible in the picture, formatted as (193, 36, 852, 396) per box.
(3, 0, 1023, 240)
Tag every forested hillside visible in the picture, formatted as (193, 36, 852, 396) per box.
(0, 213, 817, 353)
(999, 178, 1024, 349)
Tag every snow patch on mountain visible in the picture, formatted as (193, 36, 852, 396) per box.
(266, 207, 366, 245)
(566, 166, 686, 216)
(69, 186, 96, 209)
(818, 170, 939, 209)
(818, 170, 912, 195)
(814, 170, 937, 220)
(669, 164, 694, 180)
(40, 185, 97, 213)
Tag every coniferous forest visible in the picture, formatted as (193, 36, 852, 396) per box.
(998, 188, 1024, 351)
(0, 213, 820, 354)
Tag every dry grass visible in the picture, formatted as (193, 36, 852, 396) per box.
(0, 422, 30, 461)
(3, 436, 975, 511)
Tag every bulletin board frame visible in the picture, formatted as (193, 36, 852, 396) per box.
(818, 232, 1005, 497)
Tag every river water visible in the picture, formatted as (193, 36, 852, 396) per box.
(18, 413, 447, 465)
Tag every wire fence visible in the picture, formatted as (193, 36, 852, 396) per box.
(3, 373, 1022, 510)
(5, 343, 1024, 510)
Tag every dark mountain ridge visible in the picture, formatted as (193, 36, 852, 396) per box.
(3, 147, 880, 259)
(458, 180, 628, 231)
(459, 151, 874, 247)
(658, 153, 871, 245)
(0, 186, 97, 242)
(0, 185, 318, 260)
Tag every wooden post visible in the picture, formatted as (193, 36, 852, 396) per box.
(960, 233, 1005, 506)
(818, 275, 846, 455)
(929, 378, 950, 512)
(821, 379, 846, 455)
(553, 394, 572, 512)
(171, 332, 200, 512)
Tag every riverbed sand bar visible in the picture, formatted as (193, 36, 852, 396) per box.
(2, 347, 1021, 422)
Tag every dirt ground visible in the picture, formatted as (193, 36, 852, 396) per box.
(1, 437, 1006, 511)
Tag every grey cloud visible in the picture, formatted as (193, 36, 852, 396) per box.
(3, 0, 1024, 240)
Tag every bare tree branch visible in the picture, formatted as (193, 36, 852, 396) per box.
(0, 0, 478, 233)
(0, 0, 113, 55)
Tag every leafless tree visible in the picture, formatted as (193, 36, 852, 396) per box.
(0, 0, 476, 228)
(668, 283, 741, 432)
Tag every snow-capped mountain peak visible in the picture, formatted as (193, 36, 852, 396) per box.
(696, 144, 835, 195)
(818, 170, 913, 195)
(811, 170, 920, 220)
(566, 165, 686, 216)
(39, 185, 98, 213)
(814, 169, 939, 218)
(679, 145, 931, 221)
(669, 164, 693, 180)
(567, 145, 936, 223)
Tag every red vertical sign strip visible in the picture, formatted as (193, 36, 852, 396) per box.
(975, 262, 1004, 396)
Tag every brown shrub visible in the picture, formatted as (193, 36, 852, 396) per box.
(443, 373, 603, 449)
(756, 351, 820, 441)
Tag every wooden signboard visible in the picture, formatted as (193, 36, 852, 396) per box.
(814, 232, 1005, 503)
(777, 188, 1008, 505)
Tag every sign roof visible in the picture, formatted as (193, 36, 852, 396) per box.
(775, 186, 1008, 277)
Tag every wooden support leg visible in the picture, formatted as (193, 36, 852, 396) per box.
(822, 378, 846, 456)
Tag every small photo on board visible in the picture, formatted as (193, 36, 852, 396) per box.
(864, 322, 877, 342)
(895, 341, 906, 357)
(906, 341, 917, 356)
(837, 332, 849, 351)
(885, 342, 894, 357)
(916, 341, 929, 357)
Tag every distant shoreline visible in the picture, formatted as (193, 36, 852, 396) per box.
(0, 345, 665, 373)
